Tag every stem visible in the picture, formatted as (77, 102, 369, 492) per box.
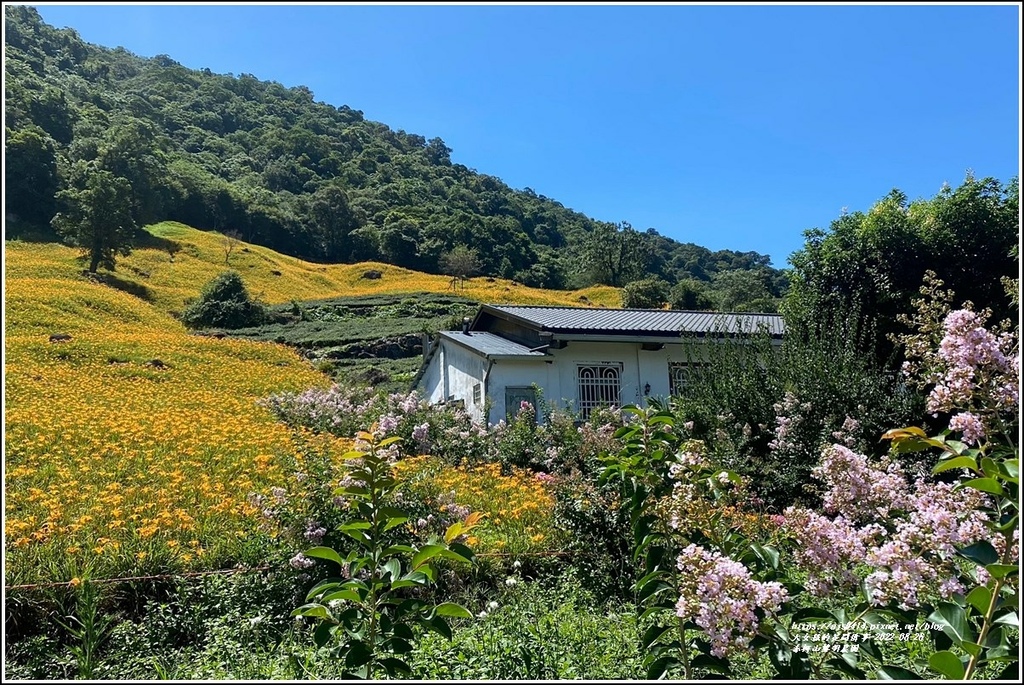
(365, 446, 382, 678)
(963, 519, 1014, 680)
(677, 616, 691, 680)
(963, 576, 1004, 680)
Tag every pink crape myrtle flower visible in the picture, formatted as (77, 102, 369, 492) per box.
(675, 544, 788, 657)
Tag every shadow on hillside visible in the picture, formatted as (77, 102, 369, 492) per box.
(134, 230, 183, 255)
(4, 217, 59, 243)
(84, 270, 155, 303)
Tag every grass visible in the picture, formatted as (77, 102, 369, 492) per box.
(6, 222, 621, 317)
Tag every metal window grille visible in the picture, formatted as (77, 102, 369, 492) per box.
(577, 363, 622, 419)
(669, 362, 706, 396)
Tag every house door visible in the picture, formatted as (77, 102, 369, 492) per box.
(505, 386, 537, 423)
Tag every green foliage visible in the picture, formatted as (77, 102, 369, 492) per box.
(293, 431, 479, 679)
(180, 270, 269, 329)
(408, 573, 646, 679)
(53, 578, 116, 680)
(5, 124, 59, 228)
(51, 165, 137, 273)
(621, 277, 670, 309)
(5, 5, 786, 295)
(671, 322, 921, 507)
(669, 278, 715, 311)
(785, 177, 1019, 368)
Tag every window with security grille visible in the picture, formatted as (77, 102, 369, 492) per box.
(669, 362, 706, 396)
(577, 363, 622, 419)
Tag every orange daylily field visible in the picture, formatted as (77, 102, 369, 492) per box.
(4, 224, 616, 586)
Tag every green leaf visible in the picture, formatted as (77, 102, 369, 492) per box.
(750, 542, 780, 571)
(928, 651, 965, 680)
(960, 641, 982, 657)
(379, 657, 412, 676)
(447, 542, 476, 563)
(877, 664, 922, 679)
(642, 624, 672, 650)
(344, 640, 372, 668)
(291, 603, 329, 619)
(382, 544, 416, 557)
(305, 579, 342, 602)
(791, 607, 835, 622)
(313, 620, 334, 648)
(933, 456, 979, 474)
(303, 546, 344, 567)
(959, 477, 1004, 496)
(959, 540, 1000, 566)
(966, 586, 993, 614)
(320, 589, 361, 604)
(384, 558, 401, 582)
(377, 436, 403, 448)
(928, 602, 975, 645)
(382, 516, 410, 532)
(985, 563, 1019, 579)
(993, 610, 1019, 627)
(434, 602, 472, 619)
(411, 544, 445, 570)
(1001, 459, 1019, 482)
(425, 615, 452, 640)
(646, 655, 677, 680)
(691, 653, 731, 675)
(639, 580, 673, 603)
(827, 654, 866, 680)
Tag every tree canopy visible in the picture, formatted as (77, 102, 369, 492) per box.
(783, 175, 1019, 367)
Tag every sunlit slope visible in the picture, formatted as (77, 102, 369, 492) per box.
(6, 222, 621, 318)
(4, 239, 331, 585)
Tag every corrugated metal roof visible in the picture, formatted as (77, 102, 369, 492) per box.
(440, 330, 547, 358)
(483, 305, 785, 337)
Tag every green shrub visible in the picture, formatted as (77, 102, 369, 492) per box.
(181, 271, 269, 329)
(408, 572, 645, 679)
(621, 277, 670, 309)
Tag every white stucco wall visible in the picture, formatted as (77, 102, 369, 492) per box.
(419, 344, 444, 404)
(485, 359, 551, 424)
(421, 334, 779, 425)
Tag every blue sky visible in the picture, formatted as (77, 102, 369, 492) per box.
(30, 3, 1021, 268)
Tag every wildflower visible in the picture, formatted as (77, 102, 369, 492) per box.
(412, 422, 430, 444)
(69, 577, 82, 588)
(948, 412, 985, 446)
(303, 521, 327, 545)
(505, 577, 518, 587)
(488, 601, 499, 611)
(289, 552, 315, 570)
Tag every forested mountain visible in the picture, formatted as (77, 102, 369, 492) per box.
(4, 6, 786, 307)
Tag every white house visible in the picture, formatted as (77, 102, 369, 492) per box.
(414, 304, 785, 425)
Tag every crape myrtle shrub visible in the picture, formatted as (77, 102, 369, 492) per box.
(260, 386, 622, 476)
(670, 320, 923, 509)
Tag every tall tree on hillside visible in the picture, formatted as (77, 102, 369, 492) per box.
(305, 183, 362, 261)
(576, 221, 653, 287)
(51, 166, 136, 273)
(440, 244, 481, 290)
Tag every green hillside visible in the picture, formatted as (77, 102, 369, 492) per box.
(4, 5, 786, 309)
